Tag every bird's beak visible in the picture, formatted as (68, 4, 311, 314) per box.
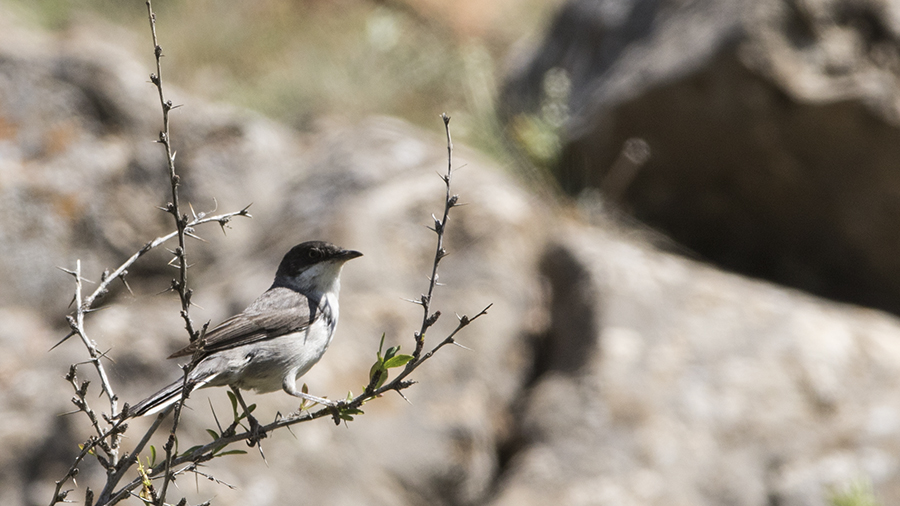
(337, 249, 363, 261)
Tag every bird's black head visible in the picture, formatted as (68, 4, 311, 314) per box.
(275, 241, 363, 279)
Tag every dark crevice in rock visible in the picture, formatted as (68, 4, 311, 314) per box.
(486, 242, 600, 501)
(534, 243, 600, 376)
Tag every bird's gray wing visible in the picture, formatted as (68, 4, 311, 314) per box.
(168, 287, 315, 359)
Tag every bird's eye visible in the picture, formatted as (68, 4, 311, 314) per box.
(308, 249, 322, 260)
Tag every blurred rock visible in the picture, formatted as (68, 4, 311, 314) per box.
(501, 0, 900, 314)
(492, 224, 900, 506)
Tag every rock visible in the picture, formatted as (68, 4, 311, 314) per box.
(491, 224, 900, 506)
(501, 0, 900, 314)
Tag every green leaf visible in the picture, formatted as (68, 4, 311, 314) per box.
(376, 333, 386, 359)
(339, 408, 364, 421)
(368, 363, 387, 389)
(227, 390, 238, 417)
(206, 429, 220, 441)
(180, 445, 203, 457)
(150, 445, 157, 467)
(384, 345, 400, 360)
(215, 449, 248, 457)
(383, 354, 413, 369)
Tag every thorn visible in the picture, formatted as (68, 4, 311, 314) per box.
(50, 331, 77, 351)
(209, 399, 223, 435)
(57, 266, 77, 276)
(395, 390, 412, 405)
(185, 230, 206, 242)
(400, 297, 424, 306)
(82, 306, 110, 314)
(256, 441, 269, 467)
(97, 348, 117, 364)
(451, 341, 473, 351)
(121, 276, 134, 296)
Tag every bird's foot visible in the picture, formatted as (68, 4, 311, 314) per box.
(246, 413, 268, 447)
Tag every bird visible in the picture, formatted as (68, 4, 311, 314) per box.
(126, 241, 362, 419)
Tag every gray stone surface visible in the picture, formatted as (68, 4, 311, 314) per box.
(492, 224, 900, 506)
(501, 0, 900, 314)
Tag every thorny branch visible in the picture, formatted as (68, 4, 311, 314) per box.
(52, 3, 486, 503)
(146, 0, 195, 343)
(143, 1, 199, 504)
(50, 2, 250, 504)
(100, 114, 491, 504)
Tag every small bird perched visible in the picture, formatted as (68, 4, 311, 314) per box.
(127, 241, 362, 418)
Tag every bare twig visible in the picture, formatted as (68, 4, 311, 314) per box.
(145, 2, 198, 504)
(413, 112, 457, 357)
(146, 0, 195, 343)
(53, 207, 252, 354)
(52, 3, 251, 504)
(50, 261, 122, 506)
(94, 406, 172, 505)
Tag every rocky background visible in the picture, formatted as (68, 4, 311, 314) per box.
(4, 0, 900, 505)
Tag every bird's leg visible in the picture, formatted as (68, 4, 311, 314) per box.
(282, 377, 336, 408)
(283, 377, 343, 425)
(230, 386, 266, 446)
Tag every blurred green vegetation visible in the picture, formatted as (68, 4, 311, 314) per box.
(7, 0, 562, 166)
(829, 478, 882, 506)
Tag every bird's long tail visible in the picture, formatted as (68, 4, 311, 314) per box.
(127, 371, 219, 418)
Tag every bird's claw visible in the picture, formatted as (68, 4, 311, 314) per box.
(328, 401, 344, 425)
(246, 414, 267, 447)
